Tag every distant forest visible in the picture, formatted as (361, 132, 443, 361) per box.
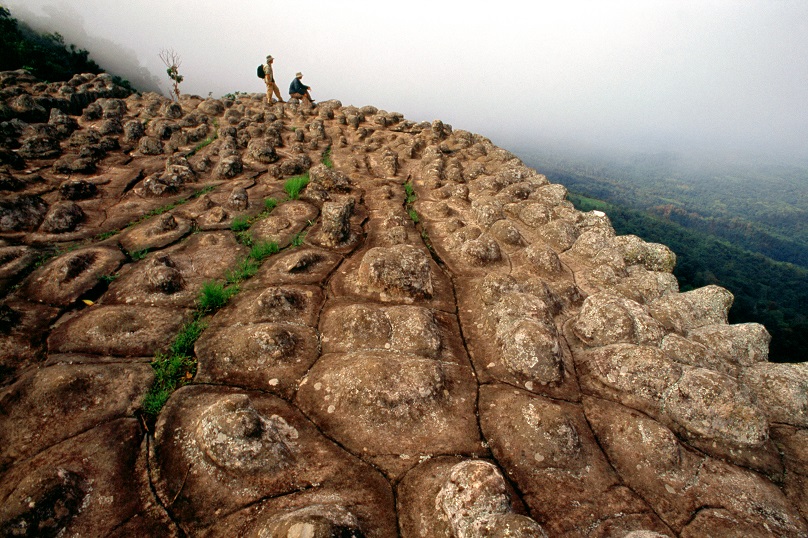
(0, 6, 133, 90)
(536, 162, 808, 362)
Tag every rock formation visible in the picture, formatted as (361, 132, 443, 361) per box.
(1, 70, 807, 537)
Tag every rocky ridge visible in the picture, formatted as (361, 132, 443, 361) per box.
(1, 70, 807, 537)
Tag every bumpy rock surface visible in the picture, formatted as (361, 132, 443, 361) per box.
(1, 71, 805, 537)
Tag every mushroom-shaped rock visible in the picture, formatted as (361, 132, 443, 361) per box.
(357, 244, 434, 300)
(571, 293, 665, 347)
(649, 285, 734, 333)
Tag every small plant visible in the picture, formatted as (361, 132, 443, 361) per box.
(408, 208, 420, 224)
(404, 182, 416, 205)
(284, 173, 310, 200)
(159, 48, 184, 101)
(235, 230, 254, 246)
(250, 240, 280, 261)
(98, 274, 118, 284)
(225, 257, 259, 284)
(322, 146, 333, 168)
(170, 319, 207, 357)
(142, 352, 196, 416)
(96, 230, 119, 241)
(198, 280, 238, 313)
(130, 248, 150, 261)
(291, 231, 306, 248)
(263, 197, 278, 213)
(230, 215, 250, 232)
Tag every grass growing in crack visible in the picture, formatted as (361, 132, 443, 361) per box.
(197, 280, 238, 313)
(404, 182, 416, 205)
(130, 248, 150, 261)
(170, 319, 207, 357)
(290, 231, 306, 248)
(225, 257, 259, 284)
(250, 240, 280, 261)
(264, 197, 279, 213)
(284, 173, 309, 200)
(142, 353, 197, 416)
(98, 274, 118, 284)
(95, 230, 119, 241)
(408, 208, 420, 224)
(230, 215, 250, 232)
(235, 230, 253, 246)
(322, 146, 333, 168)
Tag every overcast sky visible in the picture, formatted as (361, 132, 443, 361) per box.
(7, 0, 808, 161)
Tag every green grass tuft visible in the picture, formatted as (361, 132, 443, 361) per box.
(225, 258, 259, 284)
(130, 249, 150, 261)
(290, 231, 306, 248)
(284, 173, 310, 200)
(250, 240, 280, 261)
(169, 319, 207, 357)
(230, 215, 251, 231)
(408, 208, 420, 224)
(404, 182, 416, 204)
(142, 352, 197, 416)
(322, 147, 333, 168)
(264, 197, 279, 212)
(198, 280, 238, 313)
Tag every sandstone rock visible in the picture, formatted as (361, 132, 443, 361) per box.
(0, 194, 48, 231)
(38, 200, 85, 233)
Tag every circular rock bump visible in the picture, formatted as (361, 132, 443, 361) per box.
(0, 363, 153, 469)
(257, 247, 342, 286)
(570, 292, 665, 348)
(308, 197, 362, 252)
(479, 384, 668, 537)
(584, 397, 806, 537)
(489, 218, 525, 247)
(398, 456, 540, 538)
(459, 233, 505, 268)
(195, 323, 318, 396)
(612, 235, 677, 273)
(497, 318, 563, 385)
(196, 394, 298, 472)
(296, 352, 481, 477)
(516, 202, 551, 229)
(0, 300, 60, 382)
(529, 183, 568, 207)
(573, 344, 683, 417)
(153, 386, 392, 534)
(520, 241, 564, 276)
(575, 344, 781, 475)
(321, 303, 392, 354)
(228, 186, 249, 210)
(0, 419, 153, 538)
(741, 363, 808, 427)
(118, 212, 192, 253)
(434, 183, 470, 202)
(387, 306, 443, 358)
(471, 196, 504, 228)
(37, 200, 85, 233)
(564, 228, 619, 265)
(659, 333, 733, 377)
(104, 231, 246, 308)
(333, 244, 456, 311)
(608, 266, 679, 305)
(665, 367, 769, 447)
(436, 460, 547, 538)
(309, 163, 352, 192)
(22, 246, 124, 306)
(251, 200, 319, 247)
(217, 285, 324, 327)
(687, 322, 771, 367)
(0, 194, 48, 232)
(58, 178, 97, 200)
(648, 284, 734, 334)
(243, 505, 364, 538)
(47, 304, 189, 356)
(0, 245, 36, 290)
(536, 218, 579, 253)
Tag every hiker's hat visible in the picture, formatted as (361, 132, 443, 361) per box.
(267, 55, 273, 60)
(296, 72, 303, 78)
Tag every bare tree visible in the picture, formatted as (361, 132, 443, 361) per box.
(159, 48, 184, 101)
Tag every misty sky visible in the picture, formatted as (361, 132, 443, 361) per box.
(6, 0, 808, 160)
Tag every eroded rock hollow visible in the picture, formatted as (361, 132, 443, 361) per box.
(1, 70, 807, 537)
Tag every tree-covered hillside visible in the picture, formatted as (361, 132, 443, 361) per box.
(568, 192, 807, 363)
(0, 6, 133, 90)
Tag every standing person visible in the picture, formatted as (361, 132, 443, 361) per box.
(289, 72, 314, 105)
(263, 55, 284, 104)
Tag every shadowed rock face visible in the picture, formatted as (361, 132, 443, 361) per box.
(0, 71, 805, 537)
